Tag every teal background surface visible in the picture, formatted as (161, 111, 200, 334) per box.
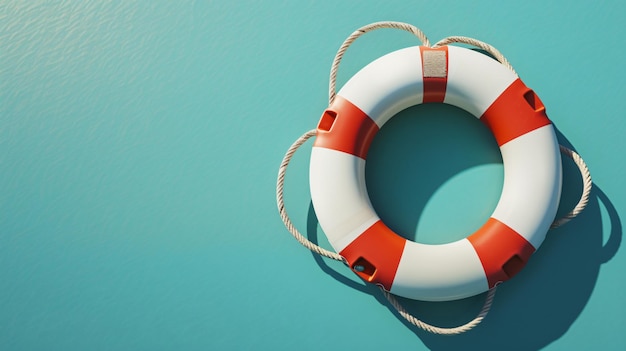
(1, 1, 625, 350)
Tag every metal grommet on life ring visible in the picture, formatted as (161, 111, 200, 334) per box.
(309, 45, 562, 301)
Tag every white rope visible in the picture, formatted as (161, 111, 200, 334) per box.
(277, 21, 593, 335)
(382, 286, 498, 335)
(551, 145, 593, 228)
(329, 21, 430, 105)
(433, 36, 516, 75)
(276, 129, 347, 263)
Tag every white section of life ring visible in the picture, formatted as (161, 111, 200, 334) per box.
(309, 147, 378, 252)
(392, 240, 488, 301)
(492, 125, 562, 248)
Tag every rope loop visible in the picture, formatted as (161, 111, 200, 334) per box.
(551, 145, 593, 228)
(433, 36, 516, 74)
(382, 286, 498, 335)
(329, 21, 430, 105)
(276, 129, 347, 263)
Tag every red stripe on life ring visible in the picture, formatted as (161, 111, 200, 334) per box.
(468, 218, 536, 288)
(339, 220, 406, 290)
(420, 46, 448, 103)
(480, 78, 552, 146)
(313, 96, 379, 159)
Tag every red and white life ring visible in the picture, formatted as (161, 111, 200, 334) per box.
(309, 45, 562, 301)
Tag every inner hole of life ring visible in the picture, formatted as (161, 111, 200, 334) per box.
(364, 103, 504, 245)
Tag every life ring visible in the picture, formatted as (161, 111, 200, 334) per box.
(309, 45, 562, 301)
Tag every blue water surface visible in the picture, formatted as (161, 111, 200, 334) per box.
(1, 1, 625, 350)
